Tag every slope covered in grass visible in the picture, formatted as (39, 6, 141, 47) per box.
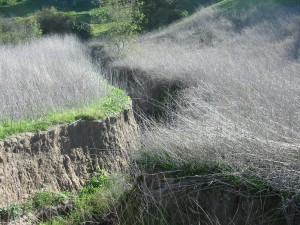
(115, 1, 300, 191)
(0, 35, 130, 139)
(0, 0, 94, 17)
(212, 0, 300, 11)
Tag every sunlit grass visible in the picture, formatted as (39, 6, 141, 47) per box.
(0, 87, 130, 140)
(90, 23, 112, 36)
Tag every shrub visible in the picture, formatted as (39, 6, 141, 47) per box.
(93, 0, 144, 50)
(0, 16, 42, 44)
(41, 172, 131, 225)
(0, 0, 19, 6)
(35, 7, 91, 39)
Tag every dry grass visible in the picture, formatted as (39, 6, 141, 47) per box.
(0, 35, 106, 121)
(115, 5, 300, 191)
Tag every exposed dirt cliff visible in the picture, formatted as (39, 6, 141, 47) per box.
(0, 102, 140, 207)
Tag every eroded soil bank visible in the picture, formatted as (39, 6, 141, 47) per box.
(0, 102, 140, 207)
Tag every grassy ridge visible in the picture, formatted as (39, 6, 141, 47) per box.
(211, 0, 300, 11)
(0, 87, 130, 140)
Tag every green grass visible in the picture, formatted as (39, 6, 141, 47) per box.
(137, 151, 274, 193)
(0, 171, 131, 224)
(0, 190, 72, 221)
(0, 0, 106, 36)
(38, 171, 130, 225)
(0, 87, 130, 140)
(0, 0, 94, 17)
(90, 23, 111, 36)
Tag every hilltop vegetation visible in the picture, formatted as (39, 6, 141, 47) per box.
(0, 0, 223, 40)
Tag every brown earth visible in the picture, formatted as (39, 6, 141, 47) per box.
(0, 102, 140, 207)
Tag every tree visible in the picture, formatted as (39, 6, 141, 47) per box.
(94, 0, 144, 51)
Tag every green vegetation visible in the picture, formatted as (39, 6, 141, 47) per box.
(39, 171, 130, 225)
(0, 0, 103, 37)
(34, 7, 91, 39)
(31, 191, 72, 209)
(0, 191, 71, 221)
(0, 171, 129, 224)
(0, 204, 24, 221)
(141, 0, 218, 30)
(0, 0, 94, 17)
(0, 0, 146, 41)
(93, 0, 144, 48)
(0, 0, 224, 39)
(0, 87, 130, 139)
(0, 16, 41, 44)
(137, 151, 272, 192)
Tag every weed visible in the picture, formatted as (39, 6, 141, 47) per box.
(31, 191, 72, 209)
(39, 171, 131, 225)
(0, 204, 22, 221)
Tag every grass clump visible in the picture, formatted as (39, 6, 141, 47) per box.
(39, 171, 131, 225)
(31, 191, 72, 210)
(137, 151, 272, 193)
(0, 171, 132, 224)
(0, 204, 24, 221)
(0, 190, 71, 222)
(34, 7, 91, 39)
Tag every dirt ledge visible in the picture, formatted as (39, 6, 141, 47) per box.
(0, 102, 140, 206)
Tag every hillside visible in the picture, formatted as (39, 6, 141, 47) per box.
(212, 0, 300, 11)
(0, 0, 225, 37)
(0, 0, 300, 224)
(107, 2, 300, 222)
(113, 0, 300, 204)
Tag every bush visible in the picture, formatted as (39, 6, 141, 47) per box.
(93, 0, 144, 50)
(0, 0, 20, 6)
(35, 7, 91, 39)
(0, 16, 42, 44)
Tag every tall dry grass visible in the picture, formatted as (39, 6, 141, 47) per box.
(115, 5, 300, 190)
(0, 35, 106, 121)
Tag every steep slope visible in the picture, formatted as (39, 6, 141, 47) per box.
(0, 103, 140, 207)
(113, 0, 300, 190)
(212, 0, 300, 11)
